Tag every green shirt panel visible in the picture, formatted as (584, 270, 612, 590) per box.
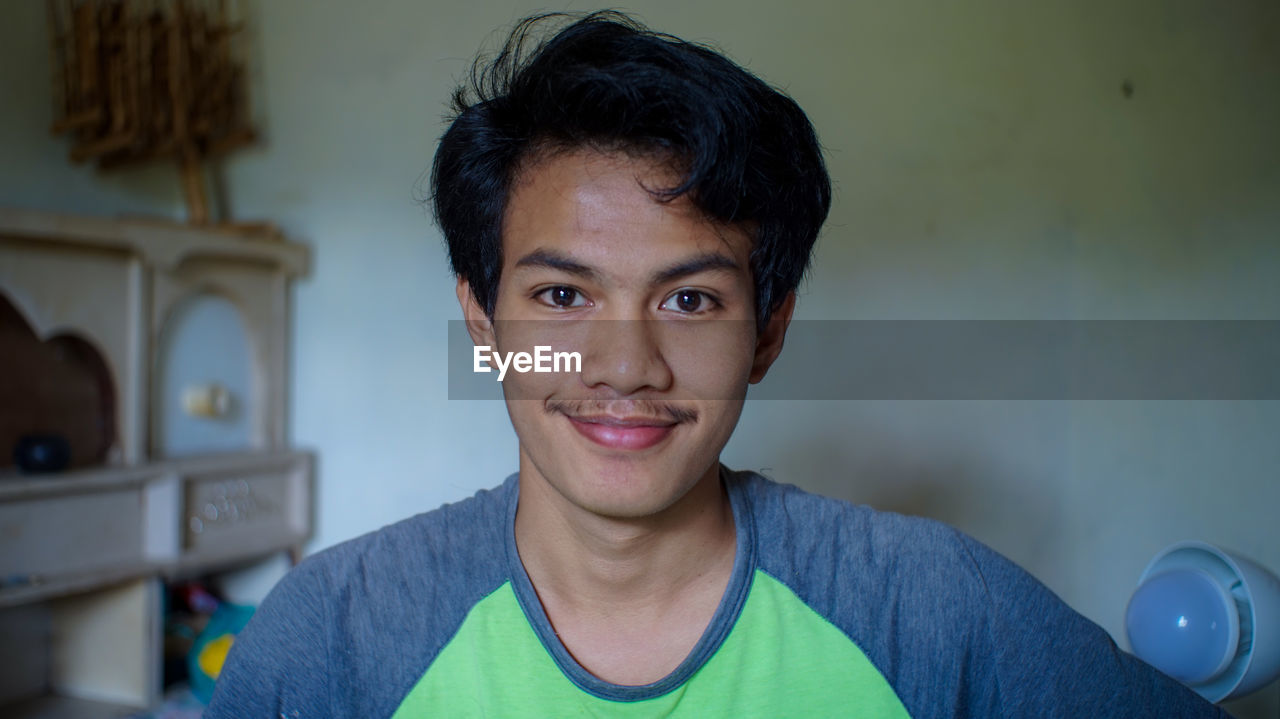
(391, 570, 911, 718)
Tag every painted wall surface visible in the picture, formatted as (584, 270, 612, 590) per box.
(2, 1, 1277, 713)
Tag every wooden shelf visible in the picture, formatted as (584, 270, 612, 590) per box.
(1, 210, 312, 714)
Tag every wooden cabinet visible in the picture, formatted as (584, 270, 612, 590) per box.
(0, 209, 313, 716)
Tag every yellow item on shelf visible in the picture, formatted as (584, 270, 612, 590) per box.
(197, 633, 235, 679)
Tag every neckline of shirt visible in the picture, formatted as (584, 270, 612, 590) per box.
(500, 465, 759, 702)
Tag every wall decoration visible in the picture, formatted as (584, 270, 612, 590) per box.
(47, 0, 255, 224)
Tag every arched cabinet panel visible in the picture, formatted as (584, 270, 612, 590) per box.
(151, 253, 291, 453)
(153, 292, 255, 457)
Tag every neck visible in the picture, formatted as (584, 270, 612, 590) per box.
(513, 456, 737, 620)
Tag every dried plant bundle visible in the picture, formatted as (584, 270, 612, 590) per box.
(48, 0, 256, 223)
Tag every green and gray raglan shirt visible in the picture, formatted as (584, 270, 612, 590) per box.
(207, 468, 1224, 718)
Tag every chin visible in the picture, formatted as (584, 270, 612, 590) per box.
(532, 450, 713, 520)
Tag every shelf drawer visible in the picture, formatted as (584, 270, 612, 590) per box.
(0, 486, 144, 579)
(0, 451, 312, 604)
(183, 470, 300, 556)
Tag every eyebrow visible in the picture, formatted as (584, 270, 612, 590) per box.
(512, 248, 741, 285)
(513, 248, 600, 281)
(650, 253, 740, 285)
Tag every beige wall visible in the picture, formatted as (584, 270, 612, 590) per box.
(2, 1, 1277, 713)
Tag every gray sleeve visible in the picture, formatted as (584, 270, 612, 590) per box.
(955, 531, 1232, 719)
(205, 559, 332, 719)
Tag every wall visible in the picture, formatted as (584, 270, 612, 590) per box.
(1, 1, 1277, 714)
(154, 294, 255, 457)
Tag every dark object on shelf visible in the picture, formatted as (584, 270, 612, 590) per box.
(13, 434, 72, 474)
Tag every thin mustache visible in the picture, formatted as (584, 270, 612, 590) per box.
(545, 399, 698, 424)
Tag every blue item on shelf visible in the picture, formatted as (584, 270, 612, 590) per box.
(188, 602, 255, 704)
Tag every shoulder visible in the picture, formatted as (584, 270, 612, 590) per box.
(294, 477, 514, 600)
(282, 477, 515, 661)
(729, 470, 1228, 719)
(207, 477, 516, 719)
(731, 472, 998, 716)
(731, 469, 983, 598)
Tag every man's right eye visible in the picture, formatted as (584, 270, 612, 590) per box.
(535, 286, 588, 308)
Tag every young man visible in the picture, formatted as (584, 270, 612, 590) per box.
(209, 12, 1225, 718)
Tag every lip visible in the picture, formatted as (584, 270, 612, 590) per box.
(567, 415, 676, 451)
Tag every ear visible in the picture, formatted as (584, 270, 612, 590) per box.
(456, 276, 497, 350)
(748, 292, 795, 384)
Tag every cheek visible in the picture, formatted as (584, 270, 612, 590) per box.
(492, 320, 585, 400)
(660, 322, 757, 399)
(700, 400, 748, 441)
(493, 320, 758, 400)
(503, 398, 562, 458)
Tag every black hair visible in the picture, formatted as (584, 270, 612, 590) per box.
(431, 11, 831, 327)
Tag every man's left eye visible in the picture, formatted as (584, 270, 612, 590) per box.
(660, 289, 714, 314)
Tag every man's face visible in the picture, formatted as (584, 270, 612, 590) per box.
(459, 149, 790, 520)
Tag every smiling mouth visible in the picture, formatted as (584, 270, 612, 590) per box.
(547, 400, 695, 451)
(564, 414, 679, 451)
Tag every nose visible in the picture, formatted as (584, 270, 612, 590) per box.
(578, 320, 673, 395)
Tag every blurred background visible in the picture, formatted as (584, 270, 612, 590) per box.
(1, 0, 1277, 715)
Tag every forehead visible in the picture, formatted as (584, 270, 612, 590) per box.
(500, 149, 751, 274)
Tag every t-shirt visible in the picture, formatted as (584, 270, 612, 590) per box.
(207, 468, 1225, 718)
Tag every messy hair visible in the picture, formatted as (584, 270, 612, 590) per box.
(431, 11, 831, 326)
